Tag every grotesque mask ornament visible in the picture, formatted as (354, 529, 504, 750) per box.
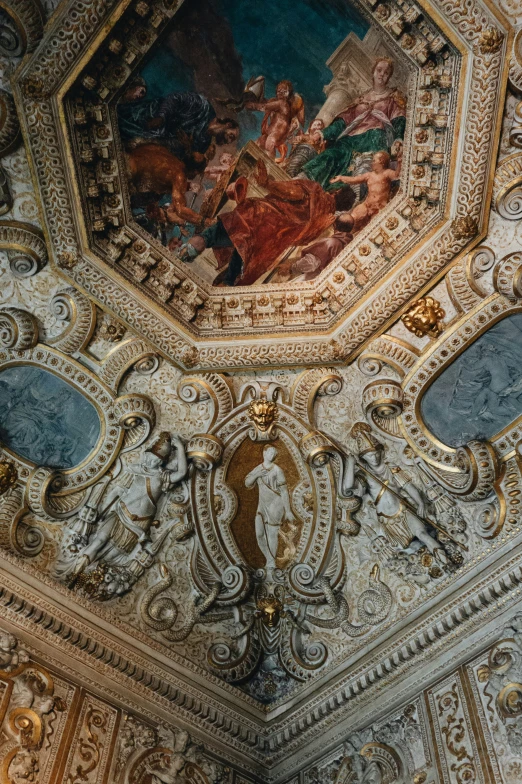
(256, 595, 284, 628)
(401, 296, 446, 338)
(248, 399, 278, 440)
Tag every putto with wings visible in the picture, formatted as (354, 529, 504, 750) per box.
(243, 76, 305, 162)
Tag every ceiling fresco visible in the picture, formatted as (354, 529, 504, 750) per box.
(11, 0, 504, 369)
(2, 0, 522, 782)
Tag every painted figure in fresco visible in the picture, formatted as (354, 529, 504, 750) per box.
(55, 432, 188, 588)
(284, 118, 326, 177)
(204, 151, 236, 181)
(343, 423, 448, 565)
(301, 57, 406, 190)
(178, 160, 344, 286)
(245, 445, 295, 571)
(126, 143, 210, 227)
(245, 80, 305, 161)
(118, 83, 239, 163)
(330, 150, 398, 231)
(284, 213, 354, 282)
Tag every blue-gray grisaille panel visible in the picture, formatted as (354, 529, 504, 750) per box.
(0, 366, 101, 468)
(421, 313, 522, 448)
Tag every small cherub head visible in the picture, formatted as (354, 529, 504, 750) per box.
(219, 152, 234, 167)
(372, 150, 391, 172)
(276, 79, 294, 100)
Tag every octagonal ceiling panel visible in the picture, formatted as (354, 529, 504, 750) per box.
(13, 0, 510, 371)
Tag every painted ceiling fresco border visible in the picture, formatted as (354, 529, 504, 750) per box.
(11, 0, 511, 371)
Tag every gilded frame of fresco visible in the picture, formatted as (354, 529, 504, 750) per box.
(12, 0, 510, 371)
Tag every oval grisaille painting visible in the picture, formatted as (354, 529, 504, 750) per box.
(421, 314, 522, 448)
(0, 366, 101, 469)
(117, 0, 410, 287)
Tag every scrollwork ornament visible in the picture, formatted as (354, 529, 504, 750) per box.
(291, 367, 343, 425)
(0, 221, 47, 276)
(186, 434, 223, 471)
(177, 373, 233, 429)
(493, 253, 522, 300)
(454, 440, 499, 501)
(493, 154, 522, 220)
(0, 307, 38, 350)
(0, 0, 45, 56)
(468, 245, 495, 278)
(498, 184, 522, 220)
(357, 356, 383, 376)
(497, 683, 522, 718)
(24, 466, 63, 517)
(134, 353, 159, 376)
(113, 393, 156, 434)
(47, 288, 96, 354)
(299, 430, 334, 469)
(362, 380, 403, 420)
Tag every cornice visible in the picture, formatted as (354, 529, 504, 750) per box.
(2, 538, 522, 780)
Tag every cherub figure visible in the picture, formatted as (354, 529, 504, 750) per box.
(330, 150, 397, 231)
(246, 80, 305, 161)
(0, 632, 29, 672)
(204, 151, 235, 181)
